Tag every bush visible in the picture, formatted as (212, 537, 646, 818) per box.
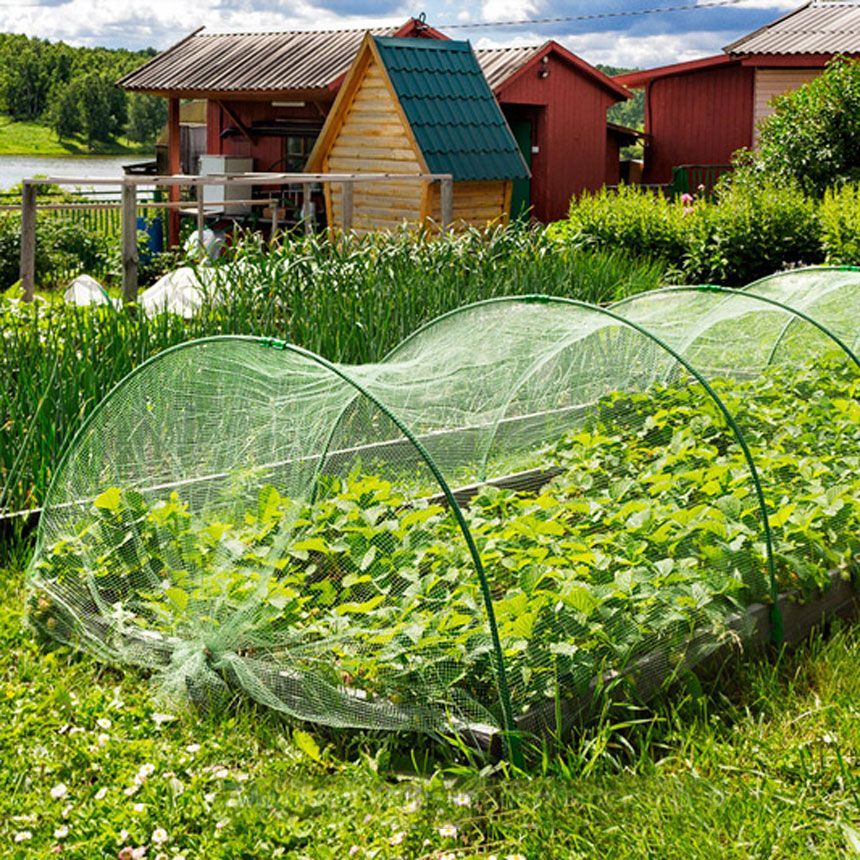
(0, 213, 114, 290)
(820, 183, 860, 265)
(683, 180, 822, 285)
(552, 184, 688, 264)
(733, 57, 860, 196)
(555, 182, 823, 286)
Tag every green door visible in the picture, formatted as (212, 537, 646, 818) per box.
(509, 119, 532, 219)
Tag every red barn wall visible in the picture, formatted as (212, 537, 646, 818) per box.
(643, 63, 754, 184)
(498, 55, 618, 222)
(206, 100, 332, 171)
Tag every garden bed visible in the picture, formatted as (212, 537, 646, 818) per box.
(28, 343, 860, 753)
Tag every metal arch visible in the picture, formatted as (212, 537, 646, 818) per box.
(278, 340, 523, 766)
(611, 284, 860, 369)
(32, 334, 524, 766)
(374, 293, 783, 643)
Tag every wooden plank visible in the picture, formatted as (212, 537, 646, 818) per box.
(328, 158, 423, 174)
(330, 145, 418, 162)
(341, 181, 353, 232)
(19, 181, 36, 302)
(121, 181, 138, 303)
(440, 177, 453, 230)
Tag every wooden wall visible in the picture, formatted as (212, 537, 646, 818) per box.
(322, 55, 424, 232)
(425, 180, 511, 228)
(642, 63, 755, 184)
(753, 68, 820, 142)
(497, 54, 619, 221)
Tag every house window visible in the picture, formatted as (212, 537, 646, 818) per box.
(284, 134, 318, 172)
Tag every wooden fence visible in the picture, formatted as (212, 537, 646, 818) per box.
(18, 172, 455, 303)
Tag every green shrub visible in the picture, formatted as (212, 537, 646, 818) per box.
(820, 183, 860, 265)
(555, 182, 823, 286)
(0, 212, 115, 290)
(733, 57, 860, 196)
(683, 180, 822, 285)
(551, 184, 688, 265)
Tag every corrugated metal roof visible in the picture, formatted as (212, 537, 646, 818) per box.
(374, 37, 530, 182)
(726, 0, 860, 55)
(119, 26, 400, 93)
(473, 45, 542, 90)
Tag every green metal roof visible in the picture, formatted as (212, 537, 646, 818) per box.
(373, 37, 530, 182)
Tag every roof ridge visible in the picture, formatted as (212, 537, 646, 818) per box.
(198, 26, 396, 37)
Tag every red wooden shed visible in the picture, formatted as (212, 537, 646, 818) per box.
(119, 21, 631, 228)
(477, 42, 632, 221)
(616, 0, 860, 185)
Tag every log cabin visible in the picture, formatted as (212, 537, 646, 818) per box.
(304, 35, 529, 232)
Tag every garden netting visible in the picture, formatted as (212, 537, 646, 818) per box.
(27, 277, 860, 759)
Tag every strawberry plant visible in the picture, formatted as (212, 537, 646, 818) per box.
(28, 354, 860, 730)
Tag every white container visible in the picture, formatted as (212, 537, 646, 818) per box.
(198, 155, 254, 215)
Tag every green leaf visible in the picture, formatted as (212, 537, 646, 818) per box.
(93, 486, 122, 512)
(359, 545, 376, 571)
(164, 586, 188, 612)
(561, 585, 597, 615)
(293, 729, 323, 764)
(293, 537, 328, 553)
(770, 504, 797, 528)
(336, 594, 385, 615)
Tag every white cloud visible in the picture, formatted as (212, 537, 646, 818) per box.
(0, 0, 801, 68)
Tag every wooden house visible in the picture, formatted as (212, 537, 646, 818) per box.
(615, 0, 860, 185)
(304, 35, 529, 232)
(119, 21, 632, 232)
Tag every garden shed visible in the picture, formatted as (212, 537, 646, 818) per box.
(615, 0, 860, 185)
(305, 35, 529, 232)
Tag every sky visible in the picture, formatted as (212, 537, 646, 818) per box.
(3, 0, 801, 67)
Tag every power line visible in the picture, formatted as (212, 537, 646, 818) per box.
(436, 0, 759, 29)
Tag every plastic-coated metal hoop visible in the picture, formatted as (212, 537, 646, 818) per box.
(31, 334, 524, 766)
(610, 284, 860, 369)
(382, 294, 783, 643)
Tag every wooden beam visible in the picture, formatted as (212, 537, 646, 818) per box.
(19, 181, 36, 302)
(440, 177, 453, 230)
(167, 97, 181, 248)
(341, 180, 353, 231)
(216, 100, 257, 144)
(121, 181, 139, 303)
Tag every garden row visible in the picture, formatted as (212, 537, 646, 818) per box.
(0, 228, 665, 533)
(27, 281, 860, 755)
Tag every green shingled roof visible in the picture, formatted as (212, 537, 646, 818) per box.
(373, 37, 530, 183)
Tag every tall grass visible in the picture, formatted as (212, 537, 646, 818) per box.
(1, 224, 665, 539)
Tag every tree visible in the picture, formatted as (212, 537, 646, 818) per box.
(51, 82, 82, 140)
(4, 44, 51, 120)
(79, 74, 127, 145)
(733, 56, 860, 196)
(126, 93, 167, 143)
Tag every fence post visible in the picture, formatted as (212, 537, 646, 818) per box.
(302, 183, 313, 235)
(20, 180, 36, 301)
(440, 176, 453, 231)
(121, 180, 138, 304)
(342, 180, 354, 232)
(197, 192, 205, 250)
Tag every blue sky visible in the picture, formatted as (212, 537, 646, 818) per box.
(4, 0, 799, 67)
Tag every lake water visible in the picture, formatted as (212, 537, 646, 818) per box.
(0, 154, 153, 192)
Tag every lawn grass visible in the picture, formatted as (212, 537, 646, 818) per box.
(0, 115, 152, 157)
(2, 562, 857, 858)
